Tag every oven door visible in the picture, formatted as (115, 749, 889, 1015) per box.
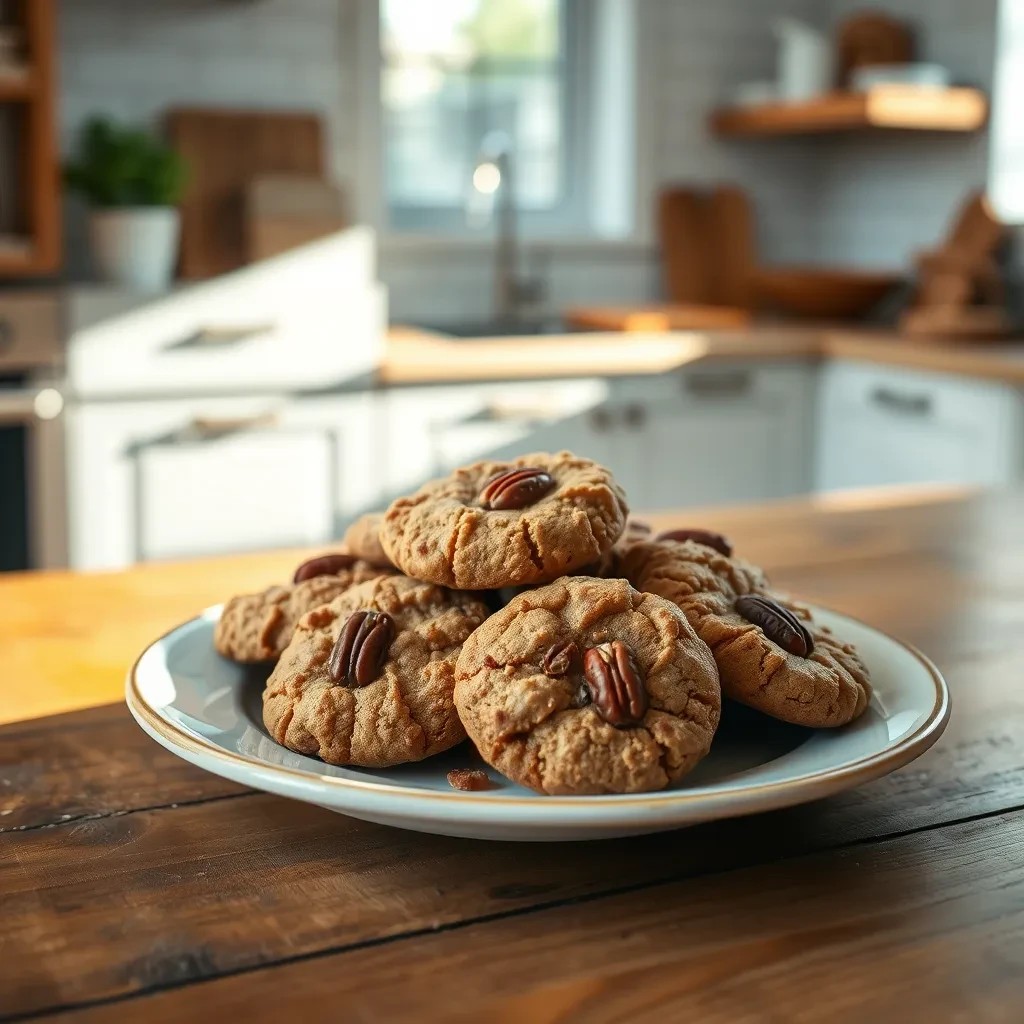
(0, 383, 65, 571)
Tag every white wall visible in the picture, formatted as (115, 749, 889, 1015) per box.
(813, 0, 999, 268)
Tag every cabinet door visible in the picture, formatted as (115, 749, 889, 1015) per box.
(815, 362, 1022, 492)
(610, 365, 814, 510)
(67, 396, 336, 569)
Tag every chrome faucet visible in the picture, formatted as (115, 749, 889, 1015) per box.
(470, 132, 545, 325)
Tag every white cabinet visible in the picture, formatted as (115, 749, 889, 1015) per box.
(380, 379, 610, 499)
(66, 393, 377, 569)
(599, 364, 815, 510)
(815, 361, 1024, 492)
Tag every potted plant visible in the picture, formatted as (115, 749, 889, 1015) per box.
(64, 117, 187, 293)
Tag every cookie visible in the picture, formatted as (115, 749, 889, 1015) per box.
(342, 512, 393, 568)
(214, 554, 392, 664)
(623, 541, 870, 727)
(263, 576, 490, 767)
(381, 451, 629, 590)
(454, 576, 721, 795)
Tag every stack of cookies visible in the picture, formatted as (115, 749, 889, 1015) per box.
(214, 451, 872, 796)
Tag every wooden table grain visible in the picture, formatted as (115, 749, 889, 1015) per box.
(3, 487, 1024, 1022)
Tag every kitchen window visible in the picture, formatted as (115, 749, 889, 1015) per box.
(380, 0, 636, 239)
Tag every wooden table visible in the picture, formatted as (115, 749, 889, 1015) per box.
(3, 487, 1024, 1021)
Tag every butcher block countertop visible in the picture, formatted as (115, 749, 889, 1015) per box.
(3, 486, 1024, 1020)
(381, 324, 1024, 386)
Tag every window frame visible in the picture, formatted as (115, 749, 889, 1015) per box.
(379, 0, 596, 239)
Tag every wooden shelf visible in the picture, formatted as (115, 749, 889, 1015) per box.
(710, 87, 988, 138)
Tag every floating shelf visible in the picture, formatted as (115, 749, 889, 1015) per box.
(710, 86, 988, 138)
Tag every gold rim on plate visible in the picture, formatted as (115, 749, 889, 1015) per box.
(126, 607, 950, 811)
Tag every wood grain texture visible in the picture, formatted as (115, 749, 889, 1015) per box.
(46, 811, 1024, 1024)
(378, 328, 1024, 388)
(0, 704, 247, 832)
(5, 490, 1024, 1019)
(710, 87, 988, 137)
(167, 108, 324, 279)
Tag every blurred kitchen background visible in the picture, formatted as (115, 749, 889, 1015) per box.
(2, 0, 1024, 572)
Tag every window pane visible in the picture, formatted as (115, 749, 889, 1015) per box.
(382, 0, 565, 219)
(382, 0, 560, 66)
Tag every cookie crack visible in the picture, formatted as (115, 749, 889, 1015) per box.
(520, 519, 544, 572)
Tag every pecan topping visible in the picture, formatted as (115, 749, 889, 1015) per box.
(293, 552, 358, 584)
(582, 640, 648, 728)
(655, 528, 733, 557)
(734, 595, 814, 657)
(328, 609, 396, 686)
(447, 769, 493, 792)
(542, 639, 579, 678)
(479, 467, 555, 511)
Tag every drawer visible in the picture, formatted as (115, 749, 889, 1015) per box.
(65, 228, 384, 398)
(67, 396, 339, 569)
(0, 293, 61, 372)
(822, 360, 1017, 429)
(133, 421, 334, 561)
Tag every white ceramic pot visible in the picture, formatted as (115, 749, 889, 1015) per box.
(89, 207, 180, 293)
(774, 18, 832, 101)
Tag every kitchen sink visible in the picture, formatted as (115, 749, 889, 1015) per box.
(414, 318, 569, 338)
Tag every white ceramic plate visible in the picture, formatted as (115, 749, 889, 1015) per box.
(127, 604, 949, 841)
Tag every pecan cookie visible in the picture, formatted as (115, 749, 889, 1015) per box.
(264, 576, 490, 767)
(214, 553, 393, 664)
(623, 541, 870, 727)
(381, 451, 629, 590)
(454, 576, 721, 795)
(342, 512, 393, 568)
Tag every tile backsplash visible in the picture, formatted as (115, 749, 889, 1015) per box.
(56, 0, 1004, 314)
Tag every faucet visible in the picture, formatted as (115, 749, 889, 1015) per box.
(470, 132, 546, 325)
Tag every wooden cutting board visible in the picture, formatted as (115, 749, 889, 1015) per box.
(705, 185, 756, 308)
(245, 174, 347, 262)
(658, 185, 756, 309)
(658, 187, 710, 304)
(167, 108, 325, 278)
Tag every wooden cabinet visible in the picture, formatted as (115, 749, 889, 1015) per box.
(815, 361, 1024, 492)
(0, 0, 59, 276)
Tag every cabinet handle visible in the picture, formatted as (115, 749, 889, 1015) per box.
(182, 412, 279, 440)
(870, 387, 933, 417)
(624, 403, 646, 429)
(165, 324, 276, 351)
(589, 406, 613, 432)
(0, 319, 12, 354)
(683, 370, 753, 397)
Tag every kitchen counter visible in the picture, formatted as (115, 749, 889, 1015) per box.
(3, 485, 1023, 1019)
(381, 324, 1024, 386)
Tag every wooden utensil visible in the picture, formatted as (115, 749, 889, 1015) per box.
(562, 303, 750, 332)
(167, 108, 325, 279)
(245, 174, 347, 263)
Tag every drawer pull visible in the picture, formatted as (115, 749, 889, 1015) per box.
(683, 370, 753, 397)
(166, 324, 275, 351)
(183, 412, 279, 440)
(870, 387, 933, 417)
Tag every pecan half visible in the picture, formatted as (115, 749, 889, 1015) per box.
(328, 609, 396, 686)
(655, 528, 733, 557)
(583, 640, 648, 728)
(293, 552, 358, 584)
(479, 467, 555, 511)
(542, 639, 579, 678)
(734, 595, 814, 657)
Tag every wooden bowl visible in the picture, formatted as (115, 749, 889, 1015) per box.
(752, 267, 902, 319)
